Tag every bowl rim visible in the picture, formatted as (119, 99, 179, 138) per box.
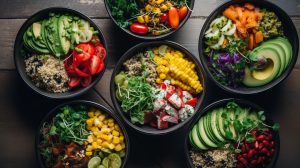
(13, 7, 108, 99)
(104, 0, 195, 40)
(110, 40, 207, 135)
(183, 98, 281, 168)
(35, 100, 131, 168)
(198, 0, 299, 95)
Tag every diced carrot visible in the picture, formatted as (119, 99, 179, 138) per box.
(244, 3, 255, 10)
(255, 31, 264, 44)
(236, 7, 244, 20)
(241, 15, 247, 25)
(223, 8, 238, 21)
(221, 38, 228, 48)
(246, 21, 257, 29)
(248, 34, 254, 50)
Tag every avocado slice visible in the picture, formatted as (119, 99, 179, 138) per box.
(191, 126, 208, 150)
(45, 15, 64, 57)
(210, 110, 226, 142)
(197, 117, 218, 148)
(273, 37, 293, 68)
(32, 22, 42, 39)
(243, 48, 281, 87)
(58, 15, 71, 55)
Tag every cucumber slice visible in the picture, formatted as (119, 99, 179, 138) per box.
(108, 153, 122, 168)
(88, 157, 102, 168)
(205, 29, 221, 45)
(221, 20, 233, 33)
(102, 157, 109, 168)
(223, 24, 236, 36)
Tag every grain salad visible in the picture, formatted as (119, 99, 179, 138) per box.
(25, 55, 69, 93)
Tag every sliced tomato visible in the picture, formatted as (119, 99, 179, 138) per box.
(96, 60, 104, 74)
(95, 46, 106, 61)
(89, 55, 101, 75)
(73, 43, 95, 63)
(81, 75, 92, 87)
(74, 66, 89, 77)
(68, 77, 81, 88)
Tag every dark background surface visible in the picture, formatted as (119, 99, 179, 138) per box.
(0, 0, 299, 167)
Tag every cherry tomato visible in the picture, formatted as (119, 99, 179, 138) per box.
(185, 98, 198, 107)
(168, 7, 180, 29)
(68, 77, 81, 88)
(81, 75, 92, 87)
(130, 23, 149, 35)
(160, 13, 168, 23)
(89, 55, 101, 75)
(73, 43, 95, 63)
(178, 6, 188, 21)
(95, 46, 106, 61)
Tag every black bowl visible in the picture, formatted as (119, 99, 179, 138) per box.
(198, 0, 299, 94)
(35, 100, 130, 168)
(104, 0, 195, 40)
(110, 41, 207, 135)
(184, 98, 280, 168)
(14, 7, 107, 99)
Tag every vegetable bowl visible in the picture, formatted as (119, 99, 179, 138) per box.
(199, 0, 299, 94)
(110, 41, 206, 135)
(104, 0, 195, 40)
(36, 100, 130, 168)
(14, 7, 107, 99)
(184, 98, 280, 168)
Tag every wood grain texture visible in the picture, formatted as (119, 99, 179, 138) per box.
(1, 18, 300, 70)
(0, 0, 299, 18)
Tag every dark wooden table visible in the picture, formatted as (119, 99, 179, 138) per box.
(0, 0, 300, 167)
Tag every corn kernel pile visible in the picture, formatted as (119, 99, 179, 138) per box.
(137, 0, 173, 25)
(153, 47, 203, 94)
(85, 109, 126, 156)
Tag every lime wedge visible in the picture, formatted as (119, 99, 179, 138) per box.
(159, 45, 168, 56)
(88, 156, 102, 168)
(108, 153, 122, 168)
(102, 157, 109, 168)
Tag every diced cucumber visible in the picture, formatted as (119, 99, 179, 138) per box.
(205, 29, 221, 45)
(210, 16, 228, 29)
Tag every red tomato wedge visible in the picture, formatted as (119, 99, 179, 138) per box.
(185, 98, 198, 107)
(68, 77, 81, 88)
(169, 7, 180, 29)
(96, 60, 104, 74)
(81, 75, 92, 87)
(95, 46, 106, 61)
(73, 43, 95, 63)
(74, 66, 90, 77)
(90, 55, 101, 75)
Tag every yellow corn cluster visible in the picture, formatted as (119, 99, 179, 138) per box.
(85, 109, 126, 156)
(154, 47, 203, 94)
(137, 0, 173, 24)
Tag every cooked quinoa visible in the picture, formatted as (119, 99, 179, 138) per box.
(25, 55, 69, 93)
(123, 52, 157, 85)
(190, 148, 237, 168)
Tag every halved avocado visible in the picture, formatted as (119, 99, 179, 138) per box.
(243, 48, 281, 87)
(254, 44, 285, 77)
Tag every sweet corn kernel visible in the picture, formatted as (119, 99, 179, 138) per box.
(87, 135, 94, 143)
(145, 4, 152, 12)
(86, 145, 93, 152)
(108, 118, 114, 123)
(114, 125, 120, 131)
(144, 15, 149, 23)
(102, 125, 108, 129)
(91, 127, 99, 133)
(86, 119, 94, 127)
(88, 112, 94, 118)
(159, 73, 167, 79)
(86, 151, 93, 156)
(95, 110, 101, 116)
(108, 122, 114, 127)
(108, 143, 115, 150)
(103, 120, 108, 124)
(92, 142, 98, 149)
(115, 144, 122, 152)
(112, 130, 120, 137)
(101, 127, 111, 133)
(102, 141, 110, 148)
(94, 118, 101, 126)
(119, 136, 124, 142)
(99, 115, 106, 121)
(121, 143, 126, 149)
(137, 16, 145, 24)
(96, 139, 102, 145)
(112, 137, 120, 144)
